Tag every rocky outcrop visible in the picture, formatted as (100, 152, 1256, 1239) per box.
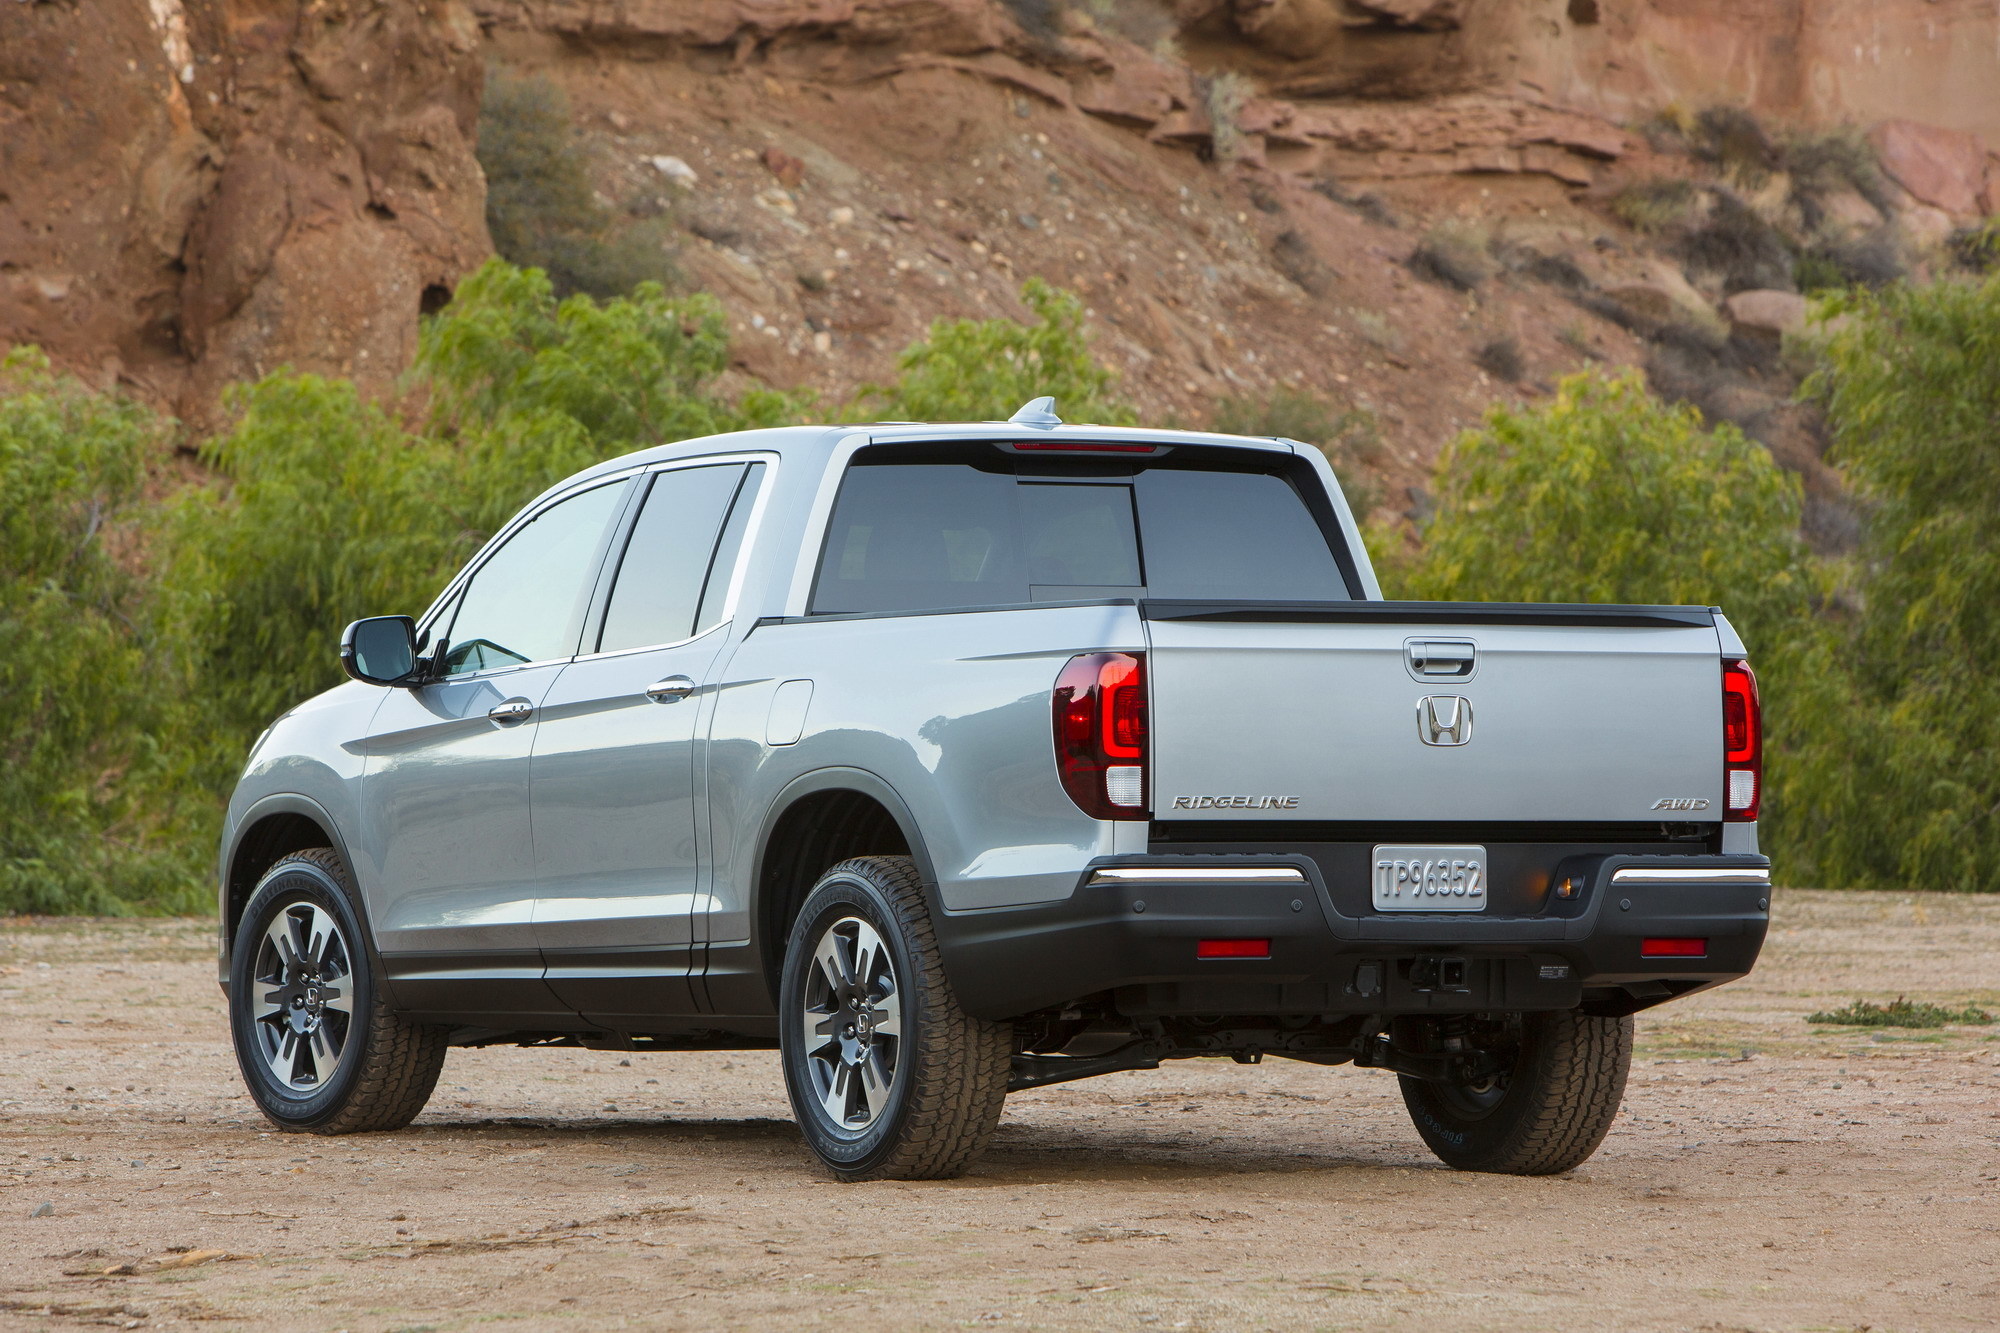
(1183, 0, 2000, 156)
(0, 0, 489, 424)
(1869, 119, 1996, 218)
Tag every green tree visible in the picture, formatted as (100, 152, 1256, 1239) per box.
(0, 350, 192, 912)
(856, 279, 1135, 425)
(416, 260, 802, 507)
(1398, 370, 1814, 650)
(1387, 369, 1835, 881)
(162, 260, 811, 807)
(160, 375, 462, 778)
(1796, 275, 2000, 888)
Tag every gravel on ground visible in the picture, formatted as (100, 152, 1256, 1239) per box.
(3, 889, 1997, 1331)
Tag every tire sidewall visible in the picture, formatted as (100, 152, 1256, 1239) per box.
(778, 866, 925, 1176)
(229, 855, 379, 1130)
(1401, 1012, 1555, 1165)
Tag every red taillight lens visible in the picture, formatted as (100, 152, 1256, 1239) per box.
(1722, 660, 1761, 822)
(1197, 938, 1271, 960)
(1641, 937, 1707, 958)
(1054, 652, 1147, 820)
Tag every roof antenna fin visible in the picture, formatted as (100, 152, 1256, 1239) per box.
(1008, 396, 1062, 429)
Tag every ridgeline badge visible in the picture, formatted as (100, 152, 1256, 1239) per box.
(1171, 795, 1301, 810)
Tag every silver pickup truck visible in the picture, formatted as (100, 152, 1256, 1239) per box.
(218, 399, 1771, 1180)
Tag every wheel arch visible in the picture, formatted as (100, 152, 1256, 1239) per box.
(222, 795, 360, 983)
(751, 768, 938, 1001)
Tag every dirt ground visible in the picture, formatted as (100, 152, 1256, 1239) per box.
(3, 891, 1997, 1332)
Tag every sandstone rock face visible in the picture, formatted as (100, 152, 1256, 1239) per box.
(0, 0, 489, 424)
(1725, 290, 1811, 341)
(1184, 0, 2000, 156)
(1869, 119, 1990, 217)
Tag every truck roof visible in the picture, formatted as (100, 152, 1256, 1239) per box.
(546, 418, 1301, 508)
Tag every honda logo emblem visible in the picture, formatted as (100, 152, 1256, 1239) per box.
(1417, 695, 1473, 746)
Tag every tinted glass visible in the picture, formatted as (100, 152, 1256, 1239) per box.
(1134, 469, 1346, 600)
(696, 463, 766, 634)
(812, 465, 1142, 614)
(597, 464, 745, 653)
(441, 481, 626, 676)
(810, 459, 1346, 614)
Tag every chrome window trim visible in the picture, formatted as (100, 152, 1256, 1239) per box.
(1086, 866, 1309, 885)
(1607, 867, 1771, 886)
(410, 450, 776, 686)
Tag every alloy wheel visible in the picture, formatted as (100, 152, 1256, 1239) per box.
(249, 901, 356, 1092)
(798, 916, 904, 1131)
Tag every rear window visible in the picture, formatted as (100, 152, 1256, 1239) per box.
(810, 454, 1349, 615)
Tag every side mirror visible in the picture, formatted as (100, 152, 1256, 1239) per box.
(340, 616, 421, 686)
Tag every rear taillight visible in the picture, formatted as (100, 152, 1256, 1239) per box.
(1054, 651, 1147, 820)
(1722, 659, 1761, 822)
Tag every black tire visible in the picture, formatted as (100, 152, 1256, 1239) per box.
(778, 856, 1010, 1181)
(1398, 1010, 1633, 1175)
(228, 848, 448, 1134)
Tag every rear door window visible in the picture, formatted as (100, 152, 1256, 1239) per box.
(594, 463, 747, 653)
(810, 455, 1348, 614)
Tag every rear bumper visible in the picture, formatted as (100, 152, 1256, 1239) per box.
(936, 852, 1771, 1020)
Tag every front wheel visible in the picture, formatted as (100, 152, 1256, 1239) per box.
(228, 848, 448, 1133)
(1398, 1010, 1633, 1175)
(778, 856, 1010, 1181)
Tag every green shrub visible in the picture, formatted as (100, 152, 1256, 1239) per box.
(1690, 106, 1777, 185)
(1795, 275, 2000, 889)
(162, 261, 811, 829)
(0, 351, 195, 914)
(1781, 126, 1894, 220)
(1407, 224, 1494, 293)
(1795, 228, 1905, 292)
(1610, 178, 1698, 235)
(1807, 997, 1993, 1027)
(478, 71, 678, 299)
(1680, 191, 1795, 293)
(854, 278, 1135, 425)
(1385, 370, 1843, 882)
(1947, 219, 2000, 274)
(161, 376, 465, 777)
(1210, 386, 1382, 518)
(1397, 370, 1813, 646)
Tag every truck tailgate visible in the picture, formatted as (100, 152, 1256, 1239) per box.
(1143, 601, 1726, 825)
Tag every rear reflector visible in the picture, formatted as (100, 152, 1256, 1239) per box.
(1197, 938, 1271, 959)
(1641, 937, 1707, 958)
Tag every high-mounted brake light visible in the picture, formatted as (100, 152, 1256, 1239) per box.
(1722, 660, 1761, 822)
(1053, 652, 1147, 820)
(1008, 441, 1163, 453)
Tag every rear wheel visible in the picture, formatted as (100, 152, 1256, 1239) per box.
(1398, 1010, 1632, 1175)
(778, 856, 1010, 1181)
(228, 848, 448, 1134)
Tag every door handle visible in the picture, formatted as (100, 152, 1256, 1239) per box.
(487, 699, 534, 724)
(645, 675, 696, 703)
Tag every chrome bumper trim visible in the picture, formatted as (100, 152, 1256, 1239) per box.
(1609, 867, 1770, 886)
(1087, 866, 1309, 886)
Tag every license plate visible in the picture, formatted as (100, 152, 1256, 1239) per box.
(1372, 845, 1488, 912)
